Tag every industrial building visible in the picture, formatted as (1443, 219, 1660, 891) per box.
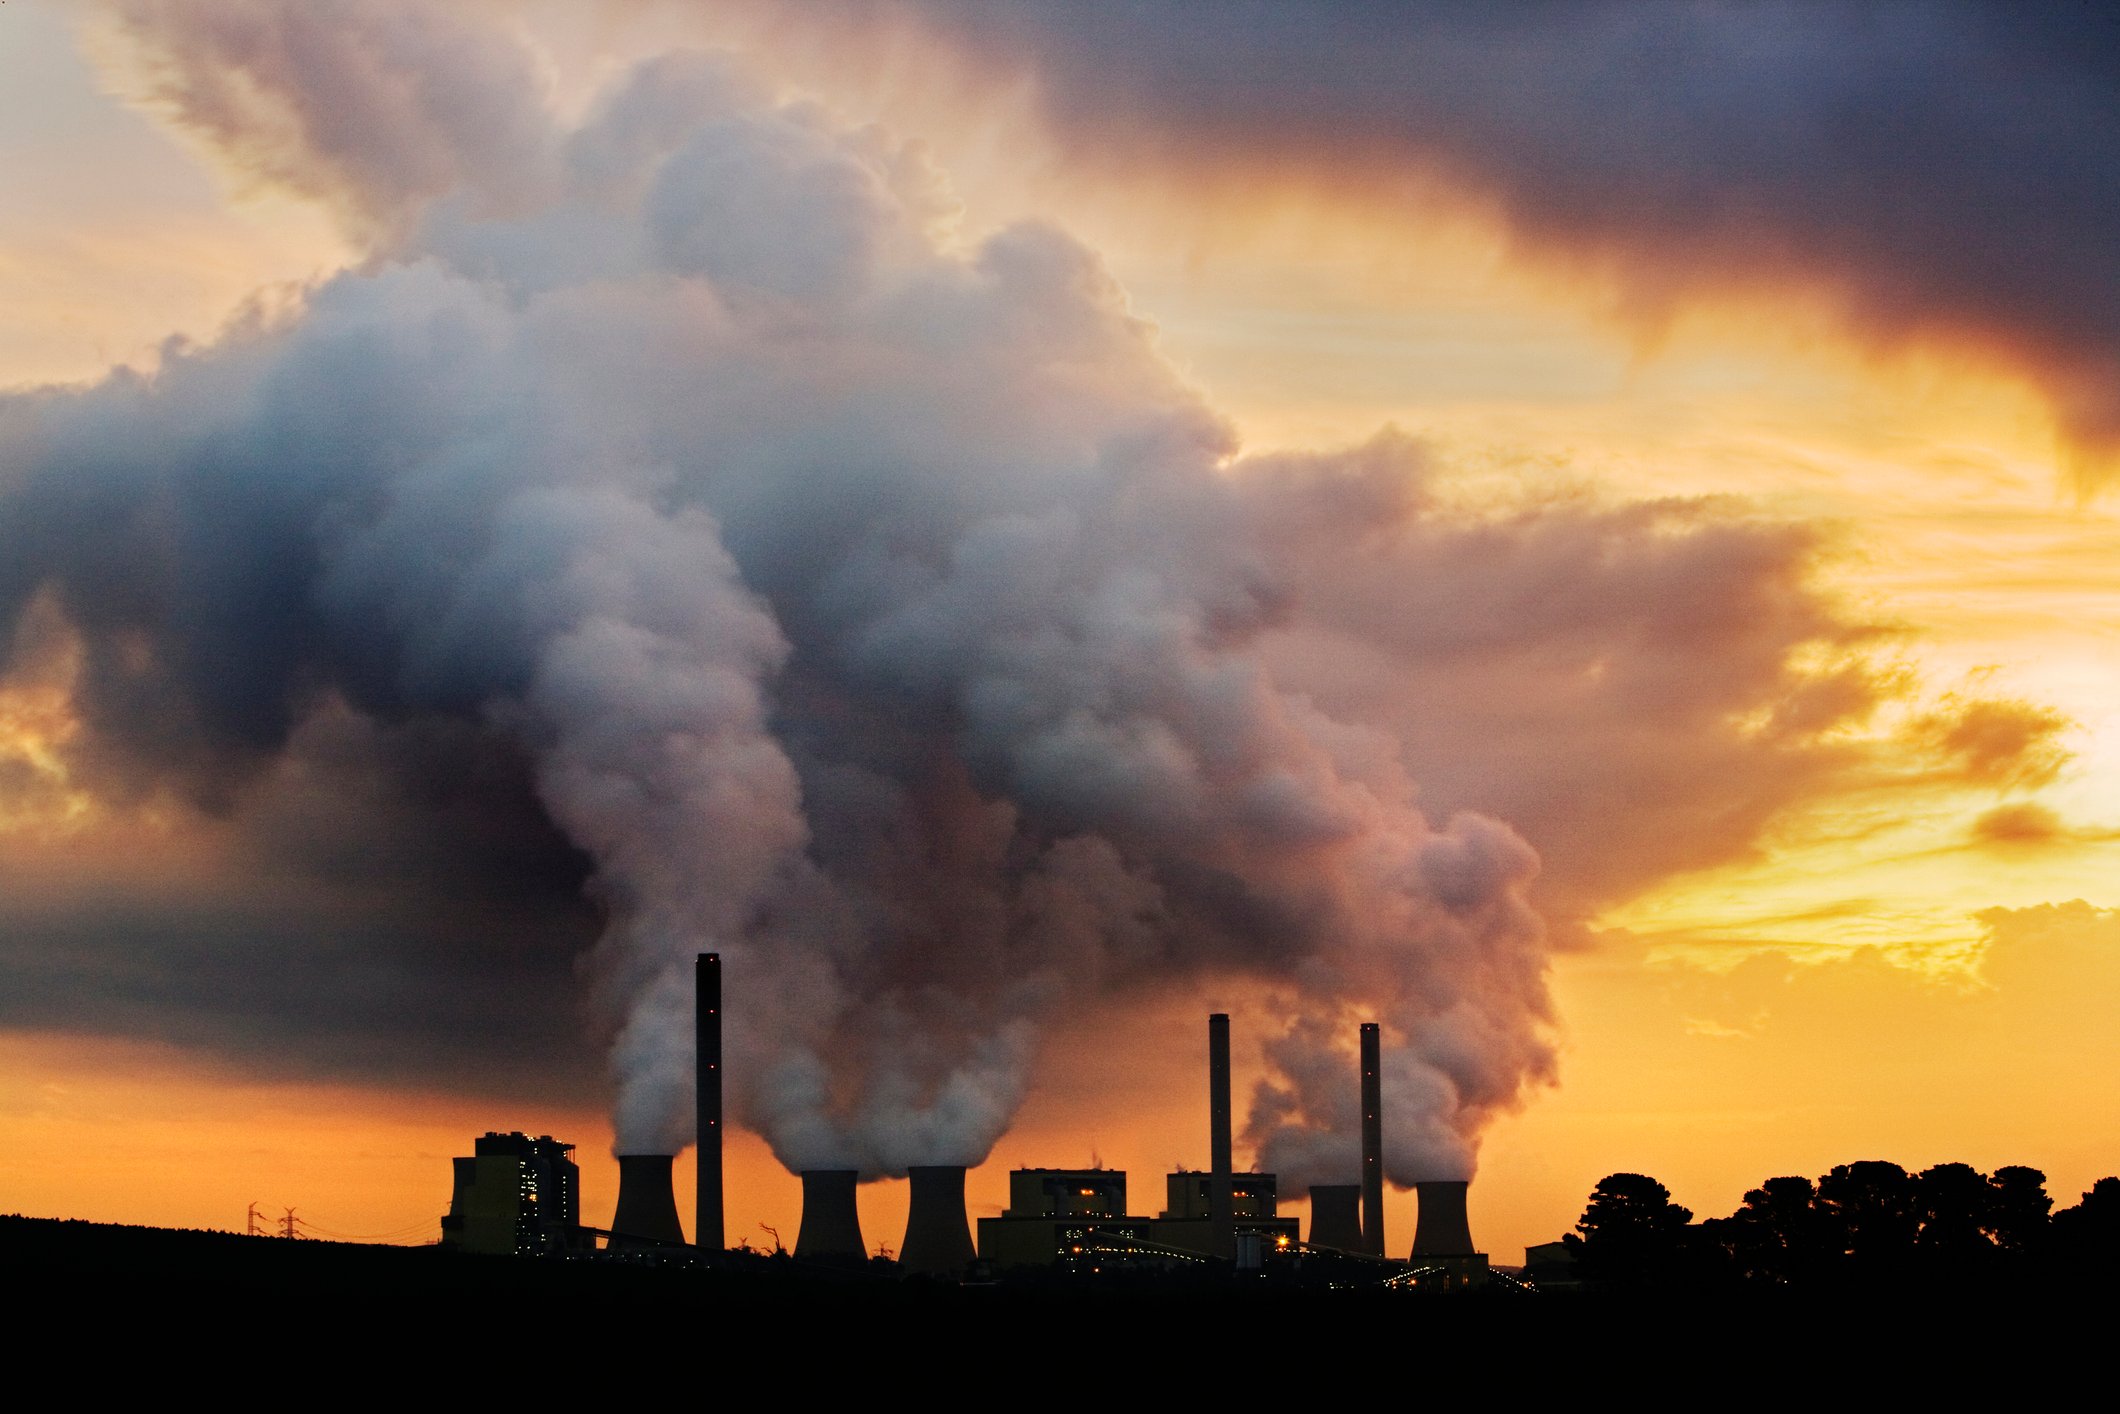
(440, 1132, 584, 1256)
(443, 956, 1490, 1284)
(974, 1164, 1300, 1271)
(611, 1153, 687, 1247)
(1405, 1179, 1490, 1286)
(976, 1168, 1155, 1270)
(1149, 1170, 1298, 1256)
(794, 1169, 865, 1261)
(900, 1166, 978, 1274)
(1306, 1184, 1363, 1250)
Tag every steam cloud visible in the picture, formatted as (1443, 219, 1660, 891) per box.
(0, 3, 1963, 1186)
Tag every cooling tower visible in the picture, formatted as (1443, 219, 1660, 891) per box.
(1411, 1180, 1477, 1258)
(1360, 1022, 1383, 1257)
(696, 951, 723, 1253)
(611, 1153, 686, 1247)
(1307, 1184, 1363, 1251)
(899, 1165, 977, 1275)
(795, 1169, 866, 1260)
(1209, 1011, 1234, 1261)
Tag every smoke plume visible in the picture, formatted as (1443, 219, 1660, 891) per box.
(0, 2, 1957, 1185)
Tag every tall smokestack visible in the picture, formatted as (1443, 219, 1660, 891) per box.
(1411, 1180, 1477, 1258)
(1307, 1184, 1363, 1251)
(794, 1169, 866, 1261)
(611, 1153, 686, 1247)
(1360, 1021, 1383, 1257)
(899, 1165, 976, 1276)
(1209, 1011, 1234, 1261)
(696, 951, 722, 1253)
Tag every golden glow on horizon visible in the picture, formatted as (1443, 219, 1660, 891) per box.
(0, 0, 2114, 1264)
(12, 950, 2119, 1263)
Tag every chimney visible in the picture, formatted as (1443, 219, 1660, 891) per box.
(1307, 1184, 1363, 1251)
(899, 1165, 976, 1275)
(611, 1153, 686, 1247)
(696, 952, 723, 1253)
(1209, 1011, 1234, 1261)
(1411, 1180, 1477, 1258)
(794, 1169, 866, 1261)
(1360, 1021, 1383, 1257)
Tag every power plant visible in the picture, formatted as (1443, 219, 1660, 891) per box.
(794, 1170, 865, 1261)
(1208, 1011, 1235, 1262)
(611, 1153, 686, 1248)
(1361, 1021, 1385, 1257)
(1307, 1184, 1363, 1251)
(440, 1131, 585, 1255)
(977, 1168, 1152, 1268)
(446, 953, 1489, 1285)
(899, 1166, 977, 1274)
(1411, 1179, 1491, 1284)
(696, 951, 722, 1254)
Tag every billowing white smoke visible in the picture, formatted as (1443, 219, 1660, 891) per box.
(4, 4, 1569, 1181)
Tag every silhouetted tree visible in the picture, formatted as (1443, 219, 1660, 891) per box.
(1817, 1161, 1919, 1275)
(1565, 1173, 1695, 1284)
(1986, 1166, 2052, 1257)
(1719, 1175, 1831, 1284)
(2051, 1177, 2120, 1268)
(1915, 1162, 1993, 1266)
(1560, 1159, 2077, 1293)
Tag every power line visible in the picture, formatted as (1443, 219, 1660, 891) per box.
(239, 1197, 442, 1245)
(295, 1214, 441, 1243)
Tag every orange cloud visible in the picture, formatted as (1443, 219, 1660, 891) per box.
(778, 2, 2120, 485)
(1907, 695, 2073, 789)
(1971, 803, 2067, 847)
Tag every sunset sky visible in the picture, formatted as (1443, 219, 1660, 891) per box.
(2, 0, 2116, 1263)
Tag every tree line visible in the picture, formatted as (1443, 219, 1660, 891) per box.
(1553, 1163, 2120, 1287)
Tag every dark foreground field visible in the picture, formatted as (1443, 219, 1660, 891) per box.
(3, 1213, 2099, 1389)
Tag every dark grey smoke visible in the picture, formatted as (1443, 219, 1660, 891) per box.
(878, 0, 2120, 474)
(0, 1, 1998, 1186)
